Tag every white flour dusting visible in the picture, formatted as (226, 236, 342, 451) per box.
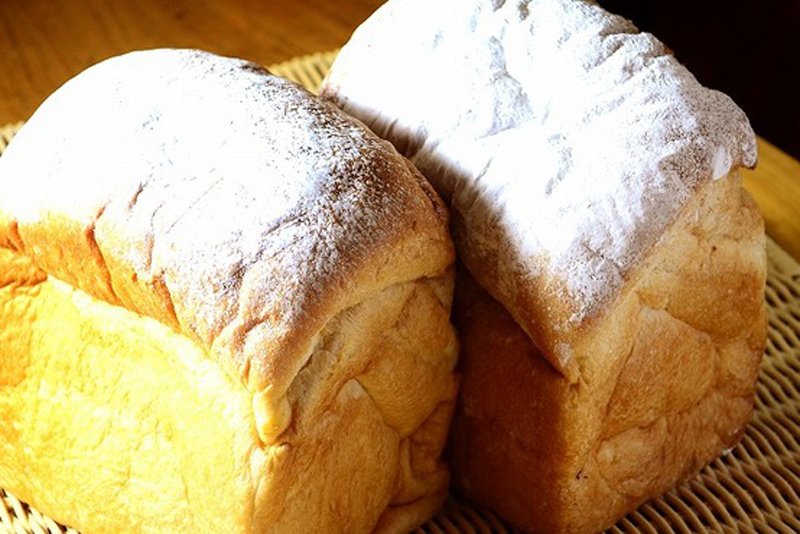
(323, 0, 757, 322)
(0, 49, 426, 383)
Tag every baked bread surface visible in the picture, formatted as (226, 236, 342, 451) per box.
(452, 173, 765, 532)
(321, 0, 766, 531)
(0, 49, 457, 533)
(322, 0, 758, 379)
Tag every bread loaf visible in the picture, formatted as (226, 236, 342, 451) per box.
(321, 0, 767, 531)
(0, 49, 458, 533)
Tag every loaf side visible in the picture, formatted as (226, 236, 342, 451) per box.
(0, 248, 259, 533)
(0, 247, 458, 533)
(450, 173, 766, 532)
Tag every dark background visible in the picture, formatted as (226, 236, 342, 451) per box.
(599, 0, 800, 160)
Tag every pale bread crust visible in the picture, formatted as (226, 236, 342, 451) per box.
(0, 251, 457, 533)
(0, 50, 457, 533)
(450, 174, 766, 533)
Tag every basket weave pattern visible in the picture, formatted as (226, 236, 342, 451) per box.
(1, 52, 798, 534)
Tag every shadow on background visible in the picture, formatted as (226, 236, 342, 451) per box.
(599, 0, 800, 161)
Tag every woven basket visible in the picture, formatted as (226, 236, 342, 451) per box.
(1, 52, 799, 534)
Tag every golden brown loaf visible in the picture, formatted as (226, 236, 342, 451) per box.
(0, 49, 458, 533)
(450, 173, 765, 532)
(321, 0, 767, 531)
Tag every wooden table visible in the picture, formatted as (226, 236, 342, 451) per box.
(1, 0, 798, 259)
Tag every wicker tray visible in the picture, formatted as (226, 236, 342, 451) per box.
(1, 52, 799, 534)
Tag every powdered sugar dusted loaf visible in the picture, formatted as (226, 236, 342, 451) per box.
(322, 0, 757, 368)
(0, 49, 452, 436)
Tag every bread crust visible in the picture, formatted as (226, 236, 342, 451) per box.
(321, 2, 767, 529)
(450, 174, 766, 532)
(0, 49, 457, 533)
(321, 0, 758, 380)
(0, 49, 454, 442)
(0, 249, 457, 533)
